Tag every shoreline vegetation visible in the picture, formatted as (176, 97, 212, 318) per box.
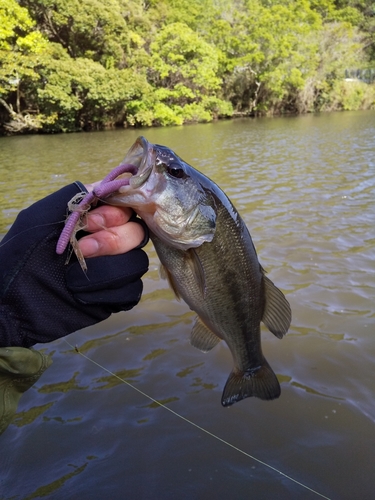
(1, 0, 375, 135)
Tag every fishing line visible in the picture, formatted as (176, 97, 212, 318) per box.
(0, 221, 66, 248)
(63, 338, 331, 500)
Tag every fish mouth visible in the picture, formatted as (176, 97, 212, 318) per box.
(88, 136, 154, 202)
(56, 137, 154, 255)
(123, 136, 154, 189)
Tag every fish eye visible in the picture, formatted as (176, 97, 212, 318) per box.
(166, 163, 185, 179)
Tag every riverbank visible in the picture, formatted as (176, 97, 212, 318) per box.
(2, 93, 375, 137)
(2, 0, 375, 136)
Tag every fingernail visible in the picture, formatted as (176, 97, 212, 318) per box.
(79, 238, 100, 257)
(88, 213, 104, 228)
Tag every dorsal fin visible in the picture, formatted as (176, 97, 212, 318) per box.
(262, 275, 291, 339)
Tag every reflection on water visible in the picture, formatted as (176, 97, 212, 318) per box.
(37, 372, 89, 393)
(21, 462, 91, 500)
(94, 368, 145, 390)
(0, 111, 374, 499)
(12, 402, 55, 428)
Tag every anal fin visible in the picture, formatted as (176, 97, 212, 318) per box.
(190, 317, 221, 353)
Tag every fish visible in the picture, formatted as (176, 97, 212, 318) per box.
(105, 136, 292, 407)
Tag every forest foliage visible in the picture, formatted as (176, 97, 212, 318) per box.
(0, 0, 374, 133)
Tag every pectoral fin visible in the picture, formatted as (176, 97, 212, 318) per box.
(159, 264, 181, 300)
(159, 248, 206, 300)
(190, 317, 221, 353)
(262, 275, 291, 339)
(186, 249, 206, 298)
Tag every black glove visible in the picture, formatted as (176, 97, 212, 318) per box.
(0, 183, 149, 348)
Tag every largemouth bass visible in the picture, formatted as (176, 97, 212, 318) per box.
(107, 137, 291, 406)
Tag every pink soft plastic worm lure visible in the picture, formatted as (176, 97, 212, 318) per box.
(56, 163, 137, 255)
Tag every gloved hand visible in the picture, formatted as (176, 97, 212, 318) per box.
(0, 183, 149, 434)
(0, 182, 149, 348)
(0, 347, 53, 434)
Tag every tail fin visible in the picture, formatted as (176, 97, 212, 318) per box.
(221, 360, 280, 407)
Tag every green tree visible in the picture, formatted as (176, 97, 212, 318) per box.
(335, 1, 375, 59)
(310, 0, 375, 59)
(36, 45, 151, 131)
(20, 0, 127, 65)
(1, 0, 152, 132)
(148, 22, 231, 125)
(0, 0, 49, 131)
(19, 0, 155, 69)
(208, 0, 322, 114)
(310, 21, 368, 111)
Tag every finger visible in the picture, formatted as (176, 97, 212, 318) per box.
(78, 221, 146, 257)
(83, 205, 134, 232)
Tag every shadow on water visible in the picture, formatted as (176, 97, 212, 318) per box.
(0, 111, 374, 499)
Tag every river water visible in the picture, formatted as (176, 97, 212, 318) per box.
(0, 111, 374, 499)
